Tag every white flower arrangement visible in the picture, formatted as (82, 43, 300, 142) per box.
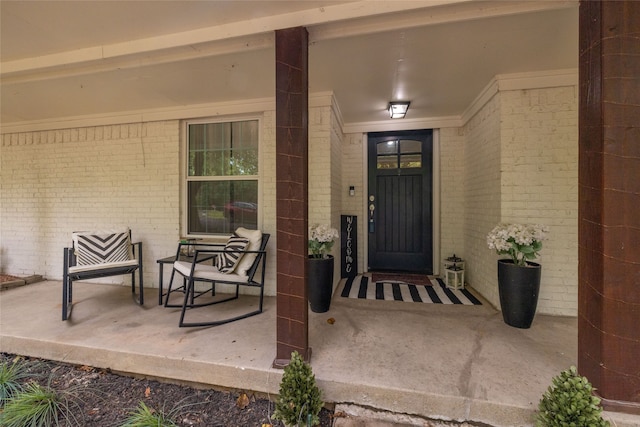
(308, 224, 339, 259)
(487, 223, 549, 266)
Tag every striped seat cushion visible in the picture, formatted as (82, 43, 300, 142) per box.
(214, 235, 250, 273)
(72, 230, 133, 266)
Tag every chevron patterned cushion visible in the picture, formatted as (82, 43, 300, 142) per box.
(72, 230, 133, 266)
(214, 235, 250, 274)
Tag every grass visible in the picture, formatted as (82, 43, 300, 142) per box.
(0, 381, 83, 426)
(120, 401, 186, 427)
(0, 356, 32, 406)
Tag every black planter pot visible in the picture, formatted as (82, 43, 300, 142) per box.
(497, 259, 541, 329)
(307, 255, 334, 313)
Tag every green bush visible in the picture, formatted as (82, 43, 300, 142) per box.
(273, 351, 323, 427)
(536, 366, 609, 427)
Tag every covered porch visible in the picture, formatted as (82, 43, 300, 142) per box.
(3, 279, 629, 427)
(1, 0, 639, 420)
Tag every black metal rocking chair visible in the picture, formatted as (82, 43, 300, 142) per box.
(165, 233, 269, 327)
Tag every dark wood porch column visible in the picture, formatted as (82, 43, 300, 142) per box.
(273, 27, 310, 366)
(578, 0, 640, 414)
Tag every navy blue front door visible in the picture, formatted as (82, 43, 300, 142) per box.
(367, 130, 433, 273)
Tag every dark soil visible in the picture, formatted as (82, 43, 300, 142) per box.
(1, 353, 335, 427)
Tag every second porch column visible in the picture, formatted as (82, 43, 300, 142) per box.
(578, 0, 640, 414)
(274, 27, 310, 366)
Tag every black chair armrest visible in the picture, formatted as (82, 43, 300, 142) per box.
(64, 246, 75, 268)
(173, 241, 225, 260)
(132, 241, 142, 260)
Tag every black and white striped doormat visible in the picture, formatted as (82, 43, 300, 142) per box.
(339, 275, 482, 306)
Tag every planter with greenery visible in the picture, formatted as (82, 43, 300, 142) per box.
(308, 224, 339, 313)
(487, 223, 548, 328)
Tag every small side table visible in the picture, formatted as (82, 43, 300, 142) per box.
(444, 264, 465, 290)
(156, 255, 179, 305)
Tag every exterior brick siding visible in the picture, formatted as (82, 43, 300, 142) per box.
(1, 83, 577, 315)
(460, 85, 578, 315)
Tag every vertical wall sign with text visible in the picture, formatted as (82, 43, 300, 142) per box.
(341, 215, 357, 278)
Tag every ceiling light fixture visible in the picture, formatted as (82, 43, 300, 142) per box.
(388, 101, 410, 119)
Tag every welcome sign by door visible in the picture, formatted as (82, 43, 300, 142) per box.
(341, 215, 357, 278)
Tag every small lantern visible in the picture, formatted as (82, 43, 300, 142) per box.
(444, 263, 465, 290)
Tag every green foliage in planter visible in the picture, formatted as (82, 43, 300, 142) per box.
(0, 381, 83, 426)
(536, 366, 609, 427)
(273, 351, 323, 427)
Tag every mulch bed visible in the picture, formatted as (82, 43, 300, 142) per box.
(0, 353, 334, 426)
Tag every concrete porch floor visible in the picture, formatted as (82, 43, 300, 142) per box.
(1, 280, 637, 427)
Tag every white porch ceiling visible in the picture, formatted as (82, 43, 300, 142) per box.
(0, 0, 578, 130)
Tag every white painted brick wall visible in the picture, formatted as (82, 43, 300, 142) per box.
(0, 106, 334, 299)
(499, 87, 578, 315)
(0, 87, 577, 315)
(329, 109, 344, 287)
(308, 105, 343, 286)
(308, 106, 333, 229)
(259, 110, 277, 295)
(1, 121, 181, 289)
(330, 108, 343, 232)
(439, 127, 465, 269)
(463, 94, 503, 308)
(341, 133, 365, 274)
(462, 85, 578, 316)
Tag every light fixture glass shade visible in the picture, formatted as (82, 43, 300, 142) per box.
(388, 101, 410, 119)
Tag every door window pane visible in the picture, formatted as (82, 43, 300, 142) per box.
(400, 154, 422, 168)
(400, 139, 421, 153)
(377, 139, 422, 169)
(377, 140, 397, 155)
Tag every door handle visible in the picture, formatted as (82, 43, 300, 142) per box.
(368, 198, 375, 233)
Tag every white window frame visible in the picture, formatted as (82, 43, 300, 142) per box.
(181, 115, 262, 238)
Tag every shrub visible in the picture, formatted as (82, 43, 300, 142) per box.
(0, 357, 32, 406)
(536, 366, 609, 427)
(120, 401, 179, 427)
(0, 381, 83, 427)
(273, 351, 323, 427)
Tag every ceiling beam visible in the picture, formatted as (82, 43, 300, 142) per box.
(1, 0, 575, 82)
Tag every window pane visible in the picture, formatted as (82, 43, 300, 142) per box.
(377, 155, 398, 169)
(400, 154, 422, 168)
(188, 180, 258, 234)
(400, 139, 422, 153)
(377, 140, 397, 155)
(188, 120, 258, 177)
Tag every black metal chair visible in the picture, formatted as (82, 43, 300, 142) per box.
(166, 233, 269, 327)
(62, 229, 143, 321)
